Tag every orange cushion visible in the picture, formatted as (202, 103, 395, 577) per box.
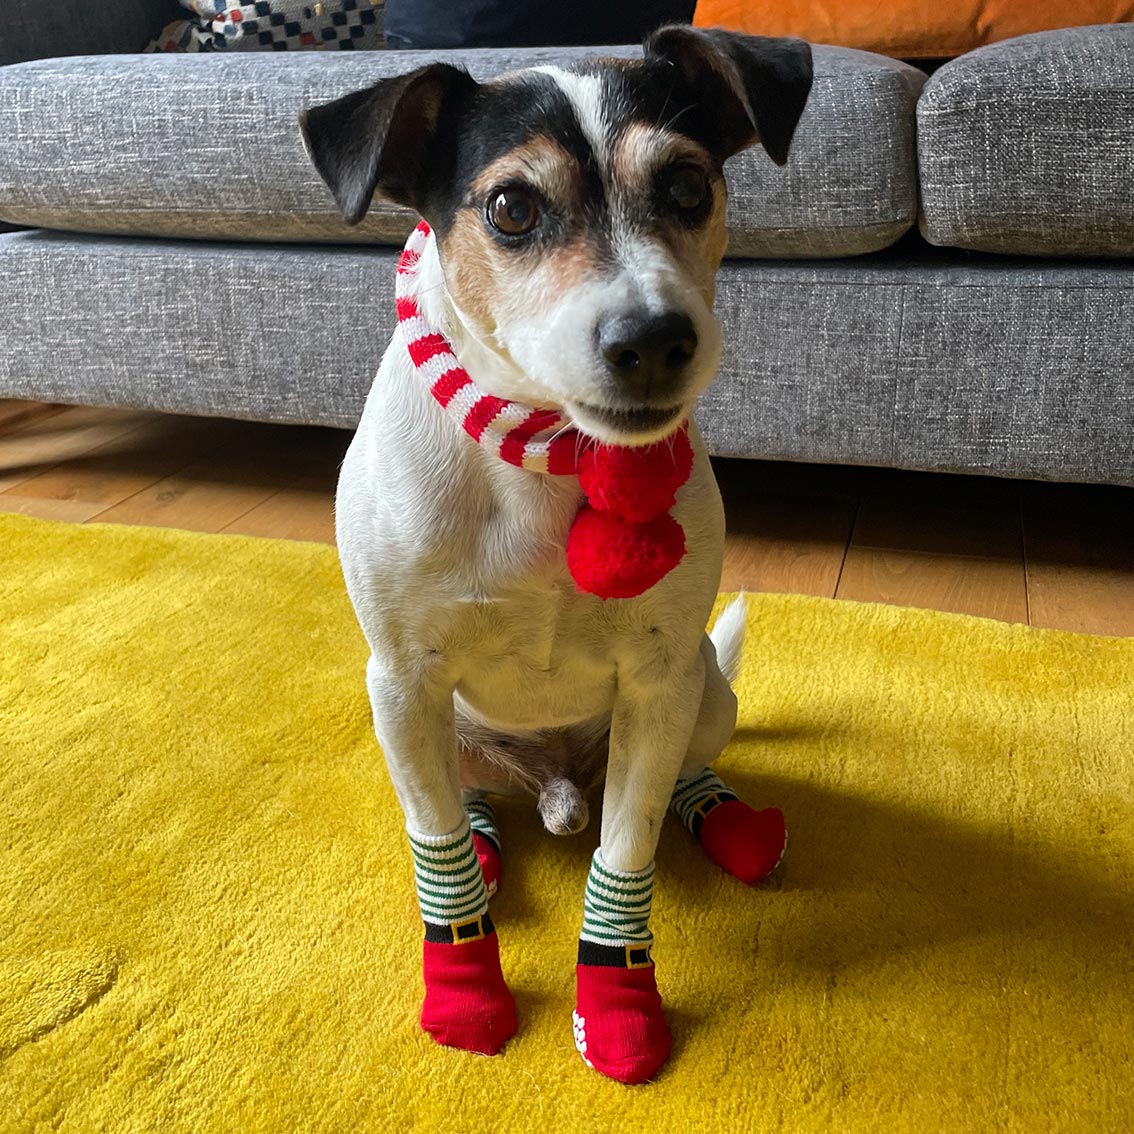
(692, 1, 1134, 59)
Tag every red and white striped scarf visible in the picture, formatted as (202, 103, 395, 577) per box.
(394, 221, 694, 600)
(395, 221, 584, 475)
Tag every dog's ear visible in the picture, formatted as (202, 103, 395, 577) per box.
(299, 63, 476, 225)
(644, 26, 813, 165)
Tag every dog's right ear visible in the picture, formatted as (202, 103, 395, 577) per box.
(299, 64, 476, 225)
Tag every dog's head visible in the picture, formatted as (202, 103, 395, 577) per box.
(300, 28, 812, 445)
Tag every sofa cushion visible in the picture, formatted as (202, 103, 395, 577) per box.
(0, 45, 925, 258)
(919, 25, 1134, 256)
(693, 0, 1134, 61)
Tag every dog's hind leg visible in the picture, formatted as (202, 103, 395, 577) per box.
(669, 605, 787, 885)
(462, 792, 502, 899)
(365, 654, 517, 1056)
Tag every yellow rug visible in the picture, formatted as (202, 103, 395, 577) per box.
(2, 513, 1131, 1134)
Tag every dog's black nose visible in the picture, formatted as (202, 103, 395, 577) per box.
(598, 311, 698, 399)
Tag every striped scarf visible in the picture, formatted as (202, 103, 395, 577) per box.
(394, 220, 692, 600)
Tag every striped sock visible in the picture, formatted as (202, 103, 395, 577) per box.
(464, 797, 499, 851)
(670, 767, 787, 885)
(574, 850, 671, 1083)
(579, 850, 655, 962)
(407, 818, 490, 940)
(670, 767, 739, 836)
(408, 818, 516, 1055)
(464, 796, 501, 898)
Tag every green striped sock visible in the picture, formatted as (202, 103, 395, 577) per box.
(464, 796, 500, 853)
(670, 767, 738, 838)
(580, 849, 655, 951)
(407, 818, 490, 935)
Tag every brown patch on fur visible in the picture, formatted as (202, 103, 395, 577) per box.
(471, 136, 581, 212)
(439, 215, 604, 331)
(438, 209, 507, 330)
(438, 134, 606, 329)
(611, 124, 728, 304)
(672, 184, 729, 304)
(610, 123, 710, 194)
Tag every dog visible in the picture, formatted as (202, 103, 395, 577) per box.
(300, 25, 812, 1083)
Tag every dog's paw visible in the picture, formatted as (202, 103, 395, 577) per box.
(699, 801, 787, 885)
(574, 962, 671, 1084)
(421, 933, 516, 1055)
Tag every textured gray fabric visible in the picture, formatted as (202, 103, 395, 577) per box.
(2, 230, 1132, 486)
(0, 0, 179, 67)
(0, 45, 925, 258)
(919, 25, 1134, 256)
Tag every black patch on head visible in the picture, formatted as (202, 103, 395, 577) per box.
(299, 31, 811, 236)
(299, 63, 477, 224)
(643, 27, 813, 164)
(422, 72, 606, 242)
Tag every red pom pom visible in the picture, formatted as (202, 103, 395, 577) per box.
(567, 505, 686, 599)
(577, 426, 693, 522)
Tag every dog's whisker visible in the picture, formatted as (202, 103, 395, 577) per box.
(546, 420, 576, 445)
(661, 102, 697, 134)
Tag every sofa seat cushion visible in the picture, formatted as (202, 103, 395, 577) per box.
(4, 230, 1134, 486)
(919, 25, 1134, 257)
(0, 45, 925, 258)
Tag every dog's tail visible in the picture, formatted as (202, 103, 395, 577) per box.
(710, 594, 748, 685)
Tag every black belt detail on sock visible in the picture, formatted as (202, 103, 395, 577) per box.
(689, 789, 738, 839)
(423, 912, 495, 944)
(472, 829, 501, 855)
(578, 939, 654, 969)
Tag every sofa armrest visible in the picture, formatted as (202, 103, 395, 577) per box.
(1, 0, 183, 67)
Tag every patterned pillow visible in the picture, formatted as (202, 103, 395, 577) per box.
(148, 0, 385, 52)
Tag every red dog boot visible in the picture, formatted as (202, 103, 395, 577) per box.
(409, 820, 515, 1053)
(465, 798, 502, 898)
(671, 769, 787, 884)
(472, 833, 502, 898)
(421, 923, 516, 1055)
(574, 946, 672, 1084)
(700, 801, 787, 884)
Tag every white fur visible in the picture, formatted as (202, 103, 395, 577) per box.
(337, 230, 739, 872)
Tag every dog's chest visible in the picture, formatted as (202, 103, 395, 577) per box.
(444, 582, 622, 729)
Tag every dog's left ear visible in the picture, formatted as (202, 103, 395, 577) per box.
(644, 26, 813, 165)
(299, 63, 477, 224)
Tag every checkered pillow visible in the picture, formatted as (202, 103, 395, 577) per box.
(148, 1, 385, 52)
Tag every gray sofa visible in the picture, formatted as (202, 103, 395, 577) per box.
(1, 5, 1132, 487)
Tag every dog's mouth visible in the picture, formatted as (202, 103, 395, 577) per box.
(570, 402, 685, 443)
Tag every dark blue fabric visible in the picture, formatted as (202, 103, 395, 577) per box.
(1, 0, 180, 66)
(383, 0, 695, 49)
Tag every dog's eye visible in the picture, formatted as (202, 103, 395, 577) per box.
(487, 187, 540, 236)
(665, 165, 709, 212)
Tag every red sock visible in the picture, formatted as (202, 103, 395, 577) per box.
(472, 832, 501, 898)
(700, 800, 787, 884)
(574, 962, 672, 1084)
(421, 931, 516, 1055)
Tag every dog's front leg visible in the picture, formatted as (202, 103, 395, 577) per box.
(366, 653, 516, 1055)
(572, 651, 706, 1083)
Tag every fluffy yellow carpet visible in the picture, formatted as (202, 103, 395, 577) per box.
(2, 513, 1132, 1133)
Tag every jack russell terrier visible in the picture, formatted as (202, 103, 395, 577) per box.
(300, 25, 813, 1084)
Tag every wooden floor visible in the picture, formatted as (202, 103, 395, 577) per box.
(2, 399, 1132, 637)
